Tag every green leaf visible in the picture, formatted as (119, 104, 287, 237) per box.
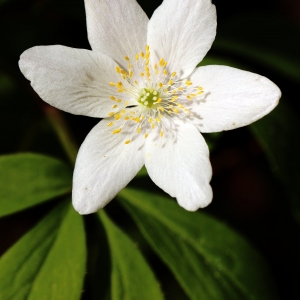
(213, 13, 300, 82)
(0, 153, 72, 217)
(119, 188, 278, 300)
(0, 201, 86, 300)
(250, 101, 300, 223)
(99, 210, 164, 300)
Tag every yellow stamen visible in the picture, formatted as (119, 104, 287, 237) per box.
(113, 128, 122, 134)
(107, 122, 113, 127)
(125, 140, 131, 144)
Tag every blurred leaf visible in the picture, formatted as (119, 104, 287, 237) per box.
(0, 201, 86, 300)
(250, 101, 300, 223)
(135, 166, 148, 177)
(99, 210, 164, 300)
(213, 13, 300, 82)
(0, 153, 72, 218)
(119, 188, 278, 300)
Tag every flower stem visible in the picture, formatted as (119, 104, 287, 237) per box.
(45, 106, 78, 165)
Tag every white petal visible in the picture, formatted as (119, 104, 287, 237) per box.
(147, 0, 216, 78)
(85, 0, 149, 67)
(73, 118, 145, 214)
(19, 45, 125, 118)
(190, 65, 281, 132)
(145, 121, 212, 211)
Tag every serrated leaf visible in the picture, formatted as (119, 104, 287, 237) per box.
(99, 210, 164, 300)
(250, 101, 300, 223)
(0, 201, 86, 300)
(0, 153, 72, 217)
(119, 188, 278, 300)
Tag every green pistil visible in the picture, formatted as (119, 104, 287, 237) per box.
(138, 88, 160, 108)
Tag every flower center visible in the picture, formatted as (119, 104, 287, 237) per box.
(138, 88, 161, 108)
(106, 45, 204, 144)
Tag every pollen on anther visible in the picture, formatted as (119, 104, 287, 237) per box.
(160, 131, 164, 137)
(107, 122, 113, 127)
(112, 104, 118, 108)
(113, 128, 122, 134)
(124, 56, 130, 61)
(125, 140, 131, 144)
(108, 112, 114, 116)
(109, 82, 116, 86)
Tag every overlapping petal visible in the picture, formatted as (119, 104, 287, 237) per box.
(144, 121, 213, 211)
(189, 65, 281, 132)
(73, 119, 145, 214)
(147, 0, 216, 78)
(19, 45, 127, 118)
(85, 0, 149, 68)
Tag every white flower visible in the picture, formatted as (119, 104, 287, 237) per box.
(19, 0, 281, 214)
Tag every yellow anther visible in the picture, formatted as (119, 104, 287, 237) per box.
(135, 117, 141, 123)
(156, 98, 162, 103)
(146, 72, 150, 78)
(117, 99, 122, 103)
(163, 70, 167, 76)
(125, 140, 131, 144)
(109, 82, 116, 86)
(197, 86, 203, 90)
(168, 80, 173, 85)
(173, 108, 179, 114)
(154, 64, 158, 69)
(124, 101, 129, 106)
(120, 69, 127, 75)
(108, 112, 115, 116)
(141, 116, 145, 120)
(198, 91, 204, 95)
(145, 133, 148, 138)
(112, 104, 118, 108)
(124, 116, 130, 120)
(148, 118, 153, 123)
(110, 96, 116, 100)
(146, 45, 149, 51)
(140, 72, 144, 77)
(117, 89, 124, 93)
(159, 58, 165, 66)
(185, 80, 193, 86)
(178, 87, 184, 91)
(134, 80, 139, 85)
(129, 70, 133, 77)
(114, 114, 121, 120)
(158, 107, 164, 112)
(135, 54, 139, 60)
(117, 82, 123, 87)
(146, 52, 150, 59)
(140, 52, 145, 58)
(116, 66, 121, 73)
(107, 122, 113, 127)
(156, 118, 161, 122)
(190, 94, 196, 97)
(158, 83, 164, 88)
(171, 96, 178, 102)
(160, 131, 164, 137)
(187, 95, 192, 100)
(124, 56, 130, 61)
(171, 72, 176, 77)
(113, 128, 122, 134)
(137, 127, 141, 133)
(152, 124, 155, 129)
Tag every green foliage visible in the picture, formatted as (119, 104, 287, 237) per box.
(250, 101, 300, 223)
(119, 188, 278, 300)
(99, 210, 164, 300)
(0, 201, 86, 300)
(0, 153, 72, 218)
